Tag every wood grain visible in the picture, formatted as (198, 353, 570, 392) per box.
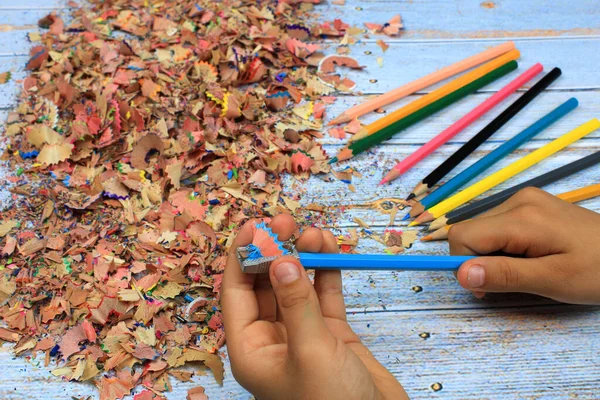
(318, 0, 600, 40)
(1, 305, 597, 399)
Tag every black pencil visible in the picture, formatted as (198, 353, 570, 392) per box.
(428, 150, 600, 230)
(406, 67, 562, 201)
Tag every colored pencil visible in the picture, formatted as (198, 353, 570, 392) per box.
(410, 118, 600, 226)
(428, 150, 600, 230)
(421, 225, 453, 242)
(423, 183, 600, 241)
(328, 41, 516, 126)
(299, 253, 473, 271)
(408, 97, 578, 218)
(350, 49, 521, 142)
(329, 61, 518, 164)
(379, 63, 542, 185)
(405, 67, 563, 201)
(559, 183, 600, 203)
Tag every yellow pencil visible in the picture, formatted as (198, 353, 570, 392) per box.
(349, 49, 521, 142)
(422, 182, 600, 241)
(410, 119, 600, 226)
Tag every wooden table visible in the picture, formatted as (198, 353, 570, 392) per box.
(1, 1, 599, 398)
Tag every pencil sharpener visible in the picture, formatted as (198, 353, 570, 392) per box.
(236, 242, 299, 274)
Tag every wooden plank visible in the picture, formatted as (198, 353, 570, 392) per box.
(352, 305, 600, 399)
(0, 8, 70, 57)
(0, 0, 62, 10)
(294, 141, 600, 215)
(328, 38, 600, 94)
(318, 0, 600, 40)
(0, 304, 597, 399)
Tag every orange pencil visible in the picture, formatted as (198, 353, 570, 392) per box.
(349, 49, 520, 143)
(329, 41, 516, 126)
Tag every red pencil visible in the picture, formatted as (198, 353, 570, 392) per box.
(379, 63, 543, 185)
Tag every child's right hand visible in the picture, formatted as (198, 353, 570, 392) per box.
(449, 187, 600, 304)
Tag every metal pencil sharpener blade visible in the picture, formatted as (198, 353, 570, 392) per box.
(236, 242, 299, 274)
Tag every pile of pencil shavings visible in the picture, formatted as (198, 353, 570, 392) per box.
(0, 0, 397, 398)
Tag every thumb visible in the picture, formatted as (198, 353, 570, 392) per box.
(457, 256, 549, 294)
(269, 256, 334, 351)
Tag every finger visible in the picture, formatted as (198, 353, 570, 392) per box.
(453, 271, 486, 299)
(295, 227, 324, 252)
(269, 255, 335, 353)
(274, 227, 324, 323)
(222, 219, 262, 346)
(255, 274, 276, 321)
(448, 205, 561, 257)
(255, 214, 298, 322)
(476, 187, 555, 220)
(314, 231, 346, 321)
(456, 256, 557, 295)
(269, 213, 297, 241)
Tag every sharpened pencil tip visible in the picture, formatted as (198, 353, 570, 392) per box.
(408, 221, 418, 227)
(329, 114, 350, 126)
(421, 235, 433, 242)
(328, 157, 338, 165)
(378, 178, 388, 186)
(406, 193, 416, 201)
(402, 213, 411, 221)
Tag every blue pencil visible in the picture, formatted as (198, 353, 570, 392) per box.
(298, 253, 473, 271)
(408, 97, 578, 217)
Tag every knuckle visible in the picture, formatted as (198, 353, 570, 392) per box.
(514, 204, 545, 223)
(448, 223, 467, 251)
(279, 285, 311, 309)
(322, 230, 337, 244)
(497, 259, 520, 288)
(448, 223, 465, 243)
(317, 280, 342, 297)
(513, 187, 545, 202)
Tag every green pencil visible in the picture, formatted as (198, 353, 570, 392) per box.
(329, 60, 518, 163)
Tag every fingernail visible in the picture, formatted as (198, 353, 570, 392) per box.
(467, 265, 485, 288)
(274, 262, 301, 284)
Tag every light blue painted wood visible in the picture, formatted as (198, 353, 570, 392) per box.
(332, 38, 600, 94)
(0, 1, 62, 10)
(321, 0, 600, 39)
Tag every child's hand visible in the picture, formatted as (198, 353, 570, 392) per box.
(449, 187, 600, 304)
(222, 214, 408, 400)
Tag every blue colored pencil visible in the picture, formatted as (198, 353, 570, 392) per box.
(298, 253, 473, 271)
(409, 97, 578, 217)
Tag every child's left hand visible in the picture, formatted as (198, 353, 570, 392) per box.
(221, 214, 407, 400)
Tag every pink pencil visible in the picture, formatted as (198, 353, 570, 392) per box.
(379, 63, 544, 185)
